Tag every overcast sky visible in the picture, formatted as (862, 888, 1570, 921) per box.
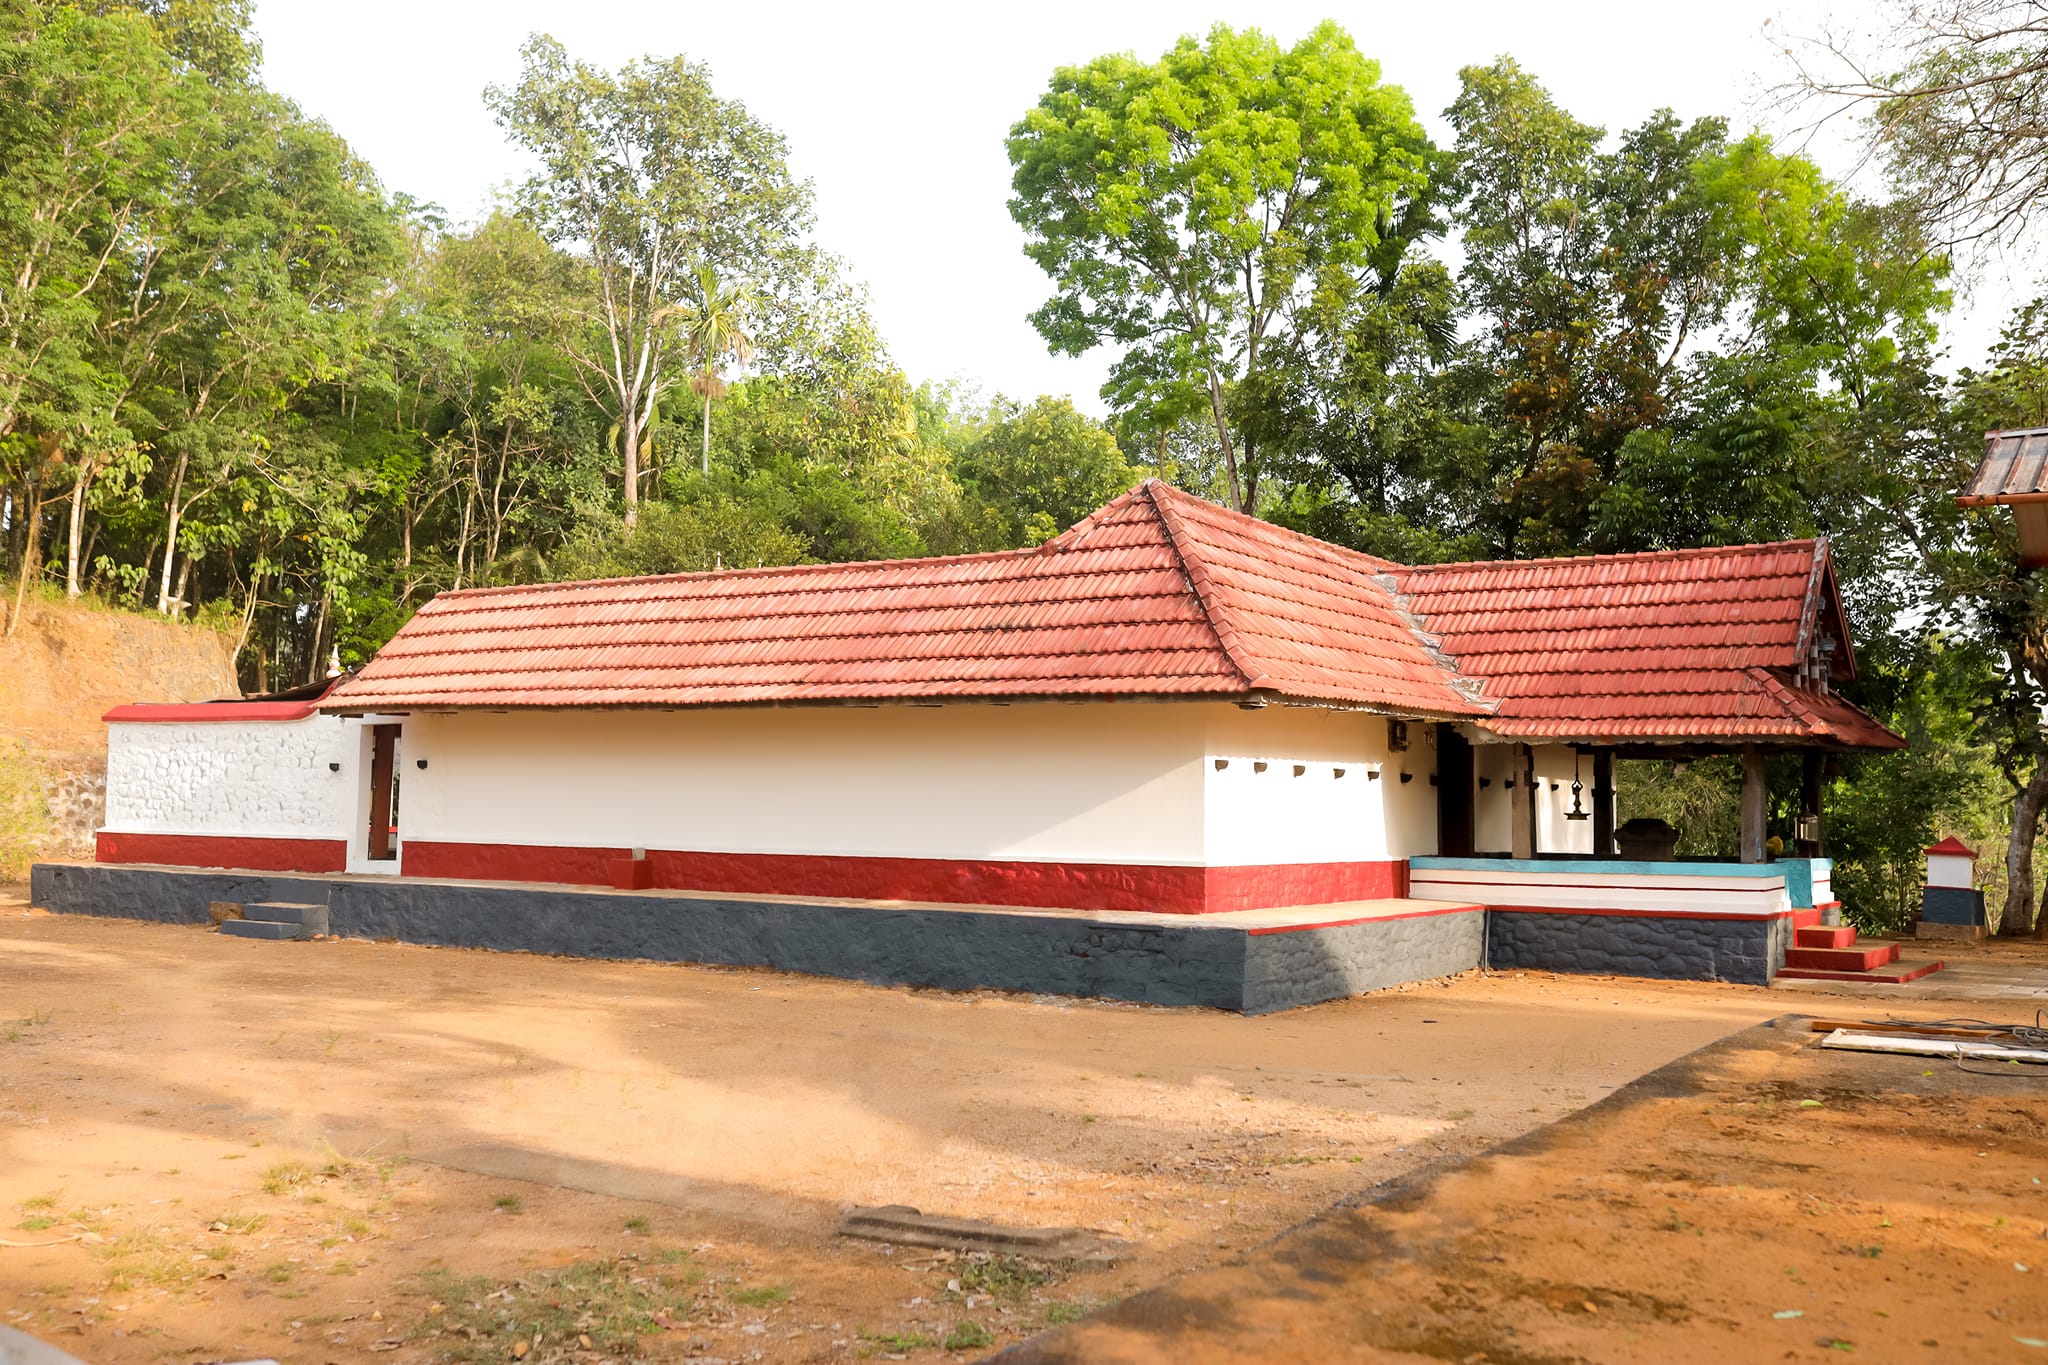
(252, 1, 2021, 410)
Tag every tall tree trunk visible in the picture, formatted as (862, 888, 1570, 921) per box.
(701, 392, 712, 477)
(1201, 364, 1245, 513)
(64, 459, 91, 599)
(232, 566, 263, 680)
(156, 450, 189, 614)
(7, 485, 43, 638)
(2006, 761, 2048, 935)
(171, 553, 192, 618)
(621, 408, 641, 530)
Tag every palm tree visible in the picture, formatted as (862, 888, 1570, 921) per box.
(679, 266, 755, 477)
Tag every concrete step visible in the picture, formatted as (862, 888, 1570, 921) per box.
(219, 918, 306, 941)
(1795, 925, 1858, 949)
(1784, 942, 1901, 971)
(242, 901, 328, 935)
(1777, 959, 1946, 984)
(1791, 907, 1825, 930)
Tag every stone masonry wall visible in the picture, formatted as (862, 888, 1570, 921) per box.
(102, 718, 356, 839)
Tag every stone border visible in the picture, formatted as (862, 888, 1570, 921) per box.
(1485, 907, 1790, 985)
(28, 862, 1485, 1015)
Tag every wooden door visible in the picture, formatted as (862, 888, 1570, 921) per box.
(367, 724, 401, 861)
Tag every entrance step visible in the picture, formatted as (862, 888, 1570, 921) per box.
(242, 901, 328, 935)
(1776, 958, 1947, 984)
(1794, 925, 1858, 950)
(219, 918, 305, 941)
(1785, 942, 1901, 971)
(1791, 908, 1825, 930)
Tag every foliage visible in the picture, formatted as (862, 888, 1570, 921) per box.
(1007, 21, 1432, 511)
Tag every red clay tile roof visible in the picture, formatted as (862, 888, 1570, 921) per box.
(324, 484, 1902, 750)
(322, 481, 1485, 718)
(1392, 541, 1902, 749)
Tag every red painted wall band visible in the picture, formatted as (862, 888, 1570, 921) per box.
(94, 831, 348, 874)
(399, 841, 1403, 914)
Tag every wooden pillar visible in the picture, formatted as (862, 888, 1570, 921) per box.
(1800, 750, 1825, 855)
(1740, 745, 1767, 864)
(1510, 743, 1536, 859)
(1592, 748, 1615, 857)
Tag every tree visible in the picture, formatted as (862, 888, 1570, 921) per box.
(1784, 0, 2048, 246)
(955, 396, 1138, 545)
(488, 34, 810, 528)
(678, 265, 755, 476)
(1007, 21, 1433, 512)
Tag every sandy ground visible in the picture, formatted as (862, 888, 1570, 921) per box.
(0, 889, 1797, 1364)
(1005, 1014, 2048, 1365)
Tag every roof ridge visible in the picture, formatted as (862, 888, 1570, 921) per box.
(1142, 482, 1269, 692)
(1792, 537, 1829, 664)
(1400, 538, 1821, 575)
(1371, 571, 1495, 714)
(1143, 479, 1409, 573)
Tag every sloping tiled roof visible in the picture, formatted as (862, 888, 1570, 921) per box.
(1962, 426, 2048, 500)
(1393, 542, 1902, 748)
(324, 485, 1902, 750)
(322, 481, 1484, 718)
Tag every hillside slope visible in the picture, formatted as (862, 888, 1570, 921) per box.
(1, 601, 239, 874)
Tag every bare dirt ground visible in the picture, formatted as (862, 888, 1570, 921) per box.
(1004, 1015, 2048, 1365)
(0, 890, 1793, 1364)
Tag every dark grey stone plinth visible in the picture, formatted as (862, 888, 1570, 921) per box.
(29, 863, 1485, 1015)
(1485, 909, 1787, 985)
(1919, 885, 1984, 926)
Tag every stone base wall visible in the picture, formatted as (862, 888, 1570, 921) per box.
(1485, 910, 1789, 985)
(29, 863, 1484, 1015)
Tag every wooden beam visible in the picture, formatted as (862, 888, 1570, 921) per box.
(1510, 743, 1535, 859)
(1740, 745, 1767, 864)
(1800, 749, 1825, 855)
(1591, 748, 1615, 857)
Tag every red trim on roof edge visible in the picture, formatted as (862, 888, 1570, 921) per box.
(1924, 836, 1977, 858)
(103, 700, 324, 723)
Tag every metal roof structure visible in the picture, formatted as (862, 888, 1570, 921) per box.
(324, 481, 1903, 751)
(1958, 426, 2048, 567)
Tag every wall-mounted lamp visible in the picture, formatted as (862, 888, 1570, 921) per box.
(415, 759, 429, 770)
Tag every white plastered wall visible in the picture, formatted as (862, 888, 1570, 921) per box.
(394, 700, 1438, 868)
(1199, 706, 1437, 864)
(102, 716, 362, 842)
(1469, 740, 1614, 855)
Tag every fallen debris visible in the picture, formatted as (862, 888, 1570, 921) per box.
(837, 1206, 1124, 1265)
(1820, 1029, 2048, 1064)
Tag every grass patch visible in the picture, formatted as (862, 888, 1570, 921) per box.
(262, 1262, 294, 1285)
(409, 1259, 694, 1362)
(262, 1162, 314, 1196)
(15, 1215, 57, 1232)
(1037, 1300, 1095, 1327)
(493, 1195, 523, 1214)
(206, 1212, 267, 1235)
(955, 1255, 1059, 1301)
(944, 1321, 994, 1351)
(859, 1329, 939, 1353)
(622, 1217, 650, 1236)
(728, 1284, 789, 1307)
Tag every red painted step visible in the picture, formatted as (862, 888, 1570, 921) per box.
(1784, 942, 1902, 971)
(1791, 907, 1825, 930)
(1776, 959, 1947, 984)
(1795, 925, 1858, 949)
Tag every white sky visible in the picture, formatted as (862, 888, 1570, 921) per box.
(253, 1, 2027, 411)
